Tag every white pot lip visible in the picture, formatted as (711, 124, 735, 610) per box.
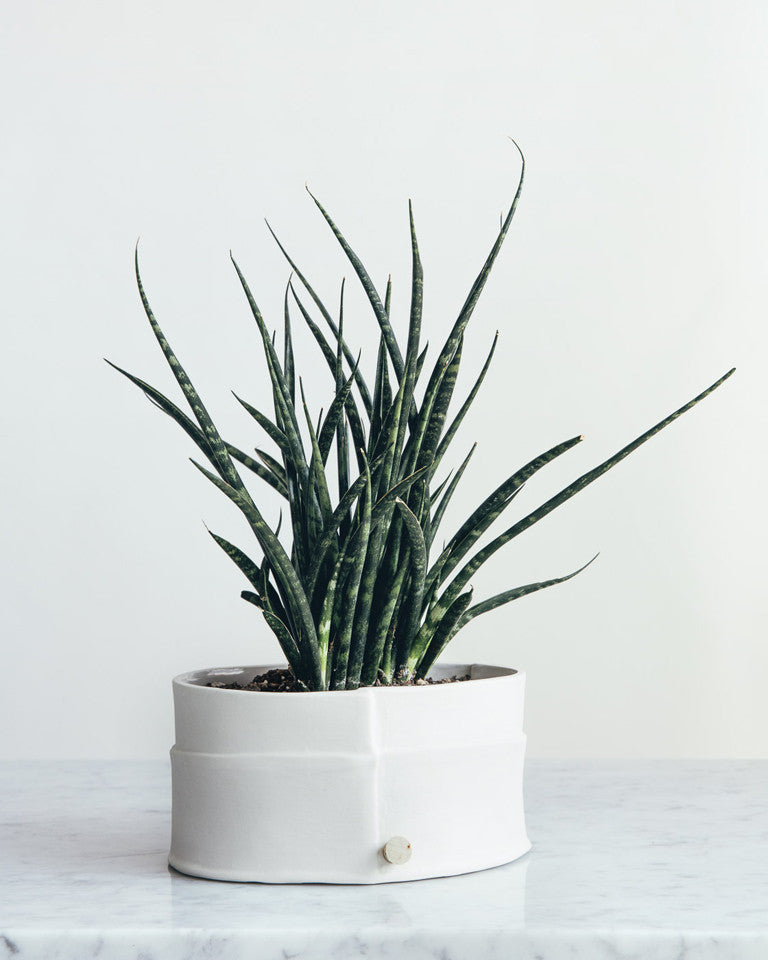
(173, 662, 523, 697)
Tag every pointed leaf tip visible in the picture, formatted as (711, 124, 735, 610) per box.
(506, 136, 525, 165)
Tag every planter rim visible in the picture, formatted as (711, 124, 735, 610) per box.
(172, 662, 522, 697)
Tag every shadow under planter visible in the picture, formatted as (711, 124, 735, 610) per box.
(169, 663, 530, 884)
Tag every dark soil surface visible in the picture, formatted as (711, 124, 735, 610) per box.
(206, 667, 472, 693)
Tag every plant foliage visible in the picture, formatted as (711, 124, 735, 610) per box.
(110, 146, 734, 690)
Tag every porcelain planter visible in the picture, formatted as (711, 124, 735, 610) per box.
(169, 662, 530, 884)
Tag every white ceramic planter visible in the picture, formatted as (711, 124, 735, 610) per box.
(169, 662, 530, 884)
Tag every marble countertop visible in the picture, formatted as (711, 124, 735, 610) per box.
(1, 760, 766, 960)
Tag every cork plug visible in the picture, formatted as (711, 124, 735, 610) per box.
(383, 836, 412, 865)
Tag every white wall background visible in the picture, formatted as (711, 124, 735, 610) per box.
(1, 0, 765, 759)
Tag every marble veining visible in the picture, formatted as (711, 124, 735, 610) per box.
(1, 760, 766, 959)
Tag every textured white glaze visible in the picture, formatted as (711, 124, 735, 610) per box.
(1, 761, 767, 959)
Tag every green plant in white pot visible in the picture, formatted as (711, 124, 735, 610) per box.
(111, 148, 733, 883)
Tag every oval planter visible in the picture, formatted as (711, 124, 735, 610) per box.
(169, 662, 530, 884)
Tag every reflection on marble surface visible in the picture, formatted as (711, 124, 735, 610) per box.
(1, 760, 766, 959)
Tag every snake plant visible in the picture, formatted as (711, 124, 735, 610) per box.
(110, 148, 733, 690)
